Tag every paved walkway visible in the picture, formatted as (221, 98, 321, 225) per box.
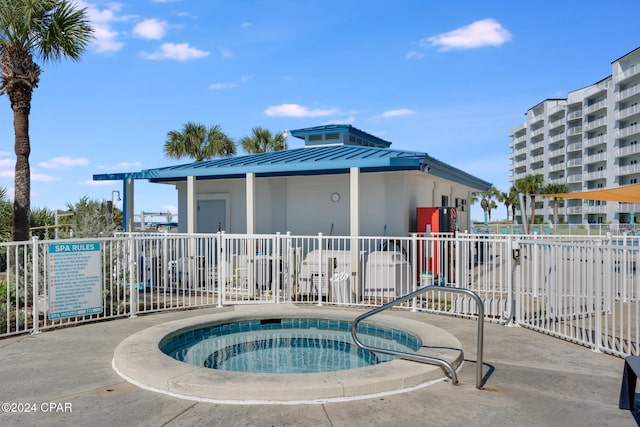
(0, 306, 635, 427)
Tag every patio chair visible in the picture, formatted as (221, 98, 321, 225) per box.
(543, 226, 553, 235)
(501, 226, 509, 234)
(513, 226, 522, 234)
(533, 226, 541, 234)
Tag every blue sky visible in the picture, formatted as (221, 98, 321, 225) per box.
(1, 0, 640, 223)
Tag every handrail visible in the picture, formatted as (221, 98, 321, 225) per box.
(351, 285, 484, 389)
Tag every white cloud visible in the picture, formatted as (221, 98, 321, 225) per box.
(96, 161, 143, 171)
(405, 51, 424, 60)
(0, 158, 15, 168)
(264, 104, 339, 118)
(161, 205, 178, 214)
(81, 179, 115, 186)
(39, 157, 90, 169)
(322, 116, 355, 125)
(422, 18, 512, 51)
(133, 19, 168, 40)
(0, 170, 14, 179)
(218, 47, 233, 58)
(142, 42, 210, 61)
(209, 76, 250, 90)
(32, 173, 59, 183)
(376, 108, 416, 119)
(77, 1, 128, 53)
(240, 22, 252, 28)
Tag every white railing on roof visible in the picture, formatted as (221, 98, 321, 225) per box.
(2, 230, 640, 359)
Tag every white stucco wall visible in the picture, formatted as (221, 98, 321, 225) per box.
(173, 170, 473, 236)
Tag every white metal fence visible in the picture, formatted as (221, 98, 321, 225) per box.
(1, 231, 638, 358)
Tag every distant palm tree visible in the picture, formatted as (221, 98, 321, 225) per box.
(164, 123, 236, 161)
(0, 0, 93, 241)
(240, 127, 287, 154)
(515, 174, 544, 226)
(540, 183, 570, 228)
(472, 186, 498, 225)
(498, 187, 519, 222)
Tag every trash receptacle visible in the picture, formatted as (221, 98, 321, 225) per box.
(420, 271, 434, 287)
(330, 272, 350, 303)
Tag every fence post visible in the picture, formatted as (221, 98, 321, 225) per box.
(129, 233, 137, 318)
(506, 238, 518, 326)
(317, 233, 323, 307)
(272, 233, 279, 304)
(594, 241, 603, 353)
(217, 232, 224, 307)
(31, 236, 40, 335)
(411, 233, 417, 312)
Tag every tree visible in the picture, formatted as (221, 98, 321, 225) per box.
(65, 196, 120, 238)
(515, 174, 544, 226)
(540, 183, 570, 228)
(472, 186, 498, 225)
(164, 123, 236, 162)
(0, 0, 93, 241)
(498, 187, 519, 222)
(240, 127, 287, 154)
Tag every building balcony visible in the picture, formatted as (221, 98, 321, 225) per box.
(616, 104, 640, 120)
(583, 170, 606, 181)
(567, 174, 583, 183)
(584, 135, 607, 148)
(529, 127, 545, 138)
(548, 163, 564, 172)
(616, 124, 640, 139)
(548, 133, 565, 144)
(566, 141, 583, 152)
(530, 154, 545, 164)
(567, 158, 582, 167)
(584, 153, 607, 164)
(566, 206, 583, 214)
(617, 203, 640, 213)
(615, 144, 640, 157)
(616, 163, 640, 176)
(567, 110, 583, 121)
(585, 99, 607, 115)
(584, 117, 607, 132)
(585, 204, 608, 214)
(617, 64, 640, 83)
(512, 146, 527, 157)
(617, 84, 640, 102)
(567, 126, 583, 136)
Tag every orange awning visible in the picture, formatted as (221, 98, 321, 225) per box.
(543, 183, 640, 203)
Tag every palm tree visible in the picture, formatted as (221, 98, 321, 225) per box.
(498, 187, 519, 222)
(164, 123, 236, 162)
(240, 126, 287, 154)
(0, 0, 93, 241)
(472, 186, 498, 225)
(515, 174, 544, 226)
(540, 183, 570, 229)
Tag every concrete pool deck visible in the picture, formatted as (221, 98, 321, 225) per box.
(0, 305, 635, 426)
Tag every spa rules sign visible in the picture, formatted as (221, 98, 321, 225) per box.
(47, 242, 103, 320)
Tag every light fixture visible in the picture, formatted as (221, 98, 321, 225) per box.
(331, 192, 340, 202)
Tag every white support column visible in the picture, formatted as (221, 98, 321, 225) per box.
(125, 178, 135, 232)
(350, 167, 360, 302)
(246, 172, 256, 235)
(187, 175, 197, 234)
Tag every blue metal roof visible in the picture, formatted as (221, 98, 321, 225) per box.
(289, 124, 392, 148)
(93, 144, 491, 191)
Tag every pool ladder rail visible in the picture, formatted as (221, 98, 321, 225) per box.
(350, 285, 484, 389)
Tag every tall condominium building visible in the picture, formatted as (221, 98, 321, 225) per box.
(509, 47, 640, 225)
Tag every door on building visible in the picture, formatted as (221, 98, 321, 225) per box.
(197, 197, 227, 233)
